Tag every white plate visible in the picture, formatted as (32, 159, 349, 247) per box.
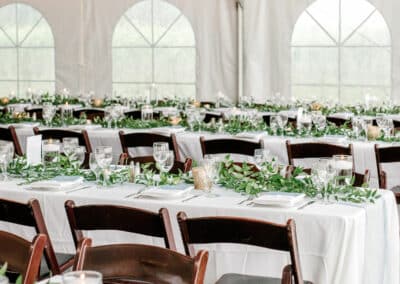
(28, 176, 84, 191)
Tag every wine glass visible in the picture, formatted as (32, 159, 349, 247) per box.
(160, 150, 174, 174)
(195, 108, 206, 132)
(361, 117, 373, 141)
(71, 146, 86, 169)
(333, 155, 353, 186)
(95, 146, 113, 186)
(62, 138, 79, 161)
(278, 114, 288, 136)
(42, 103, 56, 126)
(269, 115, 279, 135)
(202, 155, 219, 197)
(89, 153, 101, 186)
(254, 149, 270, 169)
(186, 109, 196, 131)
(312, 113, 327, 132)
(0, 142, 13, 181)
(351, 117, 363, 139)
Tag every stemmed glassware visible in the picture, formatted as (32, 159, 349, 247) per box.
(351, 117, 363, 139)
(70, 146, 86, 169)
(311, 158, 336, 203)
(277, 114, 288, 136)
(153, 142, 169, 187)
(254, 149, 271, 170)
(376, 115, 394, 139)
(194, 108, 206, 132)
(89, 153, 101, 187)
(95, 146, 113, 186)
(62, 138, 79, 162)
(311, 112, 327, 132)
(42, 103, 56, 126)
(185, 109, 197, 131)
(0, 142, 14, 181)
(160, 151, 174, 174)
(361, 117, 373, 141)
(202, 155, 219, 197)
(333, 155, 353, 186)
(269, 115, 280, 135)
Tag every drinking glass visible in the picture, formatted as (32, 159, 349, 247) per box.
(62, 271, 102, 284)
(195, 108, 206, 132)
(95, 146, 113, 186)
(186, 109, 197, 131)
(0, 142, 13, 181)
(141, 104, 154, 121)
(361, 117, 373, 141)
(153, 142, 169, 169)
(104, 106, 113, 128)
(42, 103, 56, 126)
(254, 149, 270, 169)
(63, 138, 79, 161)
(351, 117, 363, 139)
(299, 112, 312, 135)
(42, 139, 61, 169)
(333, 155, 353, 186)
(71, 146, 86, 168)
(269, 115, 279, 135)
(160, 150, 174, 173)
(311, 158, 335, 203)
(278, 114, 288, 136)
(312, 112, 327, 132)
(202, 155, 219, 197)
(89, 153, 101, 185)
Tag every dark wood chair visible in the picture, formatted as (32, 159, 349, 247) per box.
(0, 198, 74, 277)
(124, 110, 142, 119)
(286, 141, 353, 167)
(0, 126, 23, 156)
(33, 127, 92, 168)
(119, 131, 181, 161)
(204, 112, 223, 123)
(327, 117, 350, 127)
(0, 232, 46, 284)
(200, 137, 262, 158)
(73, 108, 105, 120)
(74, 238, 208, 284)
(64, 201, 176, 250)
(374, 144, 400, 203)
(25, 107, 43, 120)
(119, 153, 192, 174)
(177, 213, 312, 284)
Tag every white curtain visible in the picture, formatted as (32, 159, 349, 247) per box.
(0, 0, 238, 102)
(243, 0, 400, 104)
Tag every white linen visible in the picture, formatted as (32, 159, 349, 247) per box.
(0, 180, 397, 284)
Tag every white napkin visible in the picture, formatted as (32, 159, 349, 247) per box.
(140, 184, 193, 199)
(252, 192, 306, 207)
(235, 131, 266, 141)
(68, 124, 102, 131)
(29, 176, 84, 191)
(152, 127, 185, 135)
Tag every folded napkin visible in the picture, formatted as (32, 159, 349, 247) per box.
(68, 124, 102, 131)
(152, 127, 186, 135)
(10, 122, 41, 128)
(235, 131, 266, 141)
(328, 112, 354, 120)
(29, 176, 84, 191)
(253, 192, 306, 207)
(141, 184, 193, 199)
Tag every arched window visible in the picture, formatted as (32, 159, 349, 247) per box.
(112, 0, 196, 99)
(0, 3, 55, 96)
(291, 0, 391, 105)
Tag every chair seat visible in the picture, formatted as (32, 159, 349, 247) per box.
(216, 273, 313, 284)
(39, 252, 74, 277)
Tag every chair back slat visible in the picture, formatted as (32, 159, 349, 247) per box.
(119, 131, 181, 161)
(286, 141, 352, 165)
(124, 110, 142, 119)
(65, 201, 176, 250)
(0, 126, 23, 156)
(0, 199, 36, 227)
(75, 239, 208, 284)
(327, 117, 349, 126)
(200, 137, 262, 157)
(0, 232, 46, 284)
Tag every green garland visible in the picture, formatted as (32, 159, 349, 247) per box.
(218, 157, 380, 203)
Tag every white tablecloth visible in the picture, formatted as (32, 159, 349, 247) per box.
(0, 180, 397, 284)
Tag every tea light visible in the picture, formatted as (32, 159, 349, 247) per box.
(62, 271, 102, 284)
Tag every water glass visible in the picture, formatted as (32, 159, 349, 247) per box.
(202, 155, 219, 197)
(361, 117, 373, 141)
(186, 109, 197, 131)
(160, 150, 174, 173)
(254, 149, 270, 169)
(71, 146, 86, 168)
(89, 153, 101, 185)
(62, 271, 102, 284)
(63, 137, 79, 160)
(269, 115, 279, 135)
(351, 117, 363, 139)
(42, 139, 61, 168)
(0, 141, 13, 181)
(195, 108, 206, 132)
(333, 155, 353, 186)
(95, 146, 113, 186)
(141, 104, 153, 121)
(153, 142, 169, 171)
(278, 114, 288, 135)
(42, 103, 56, 126)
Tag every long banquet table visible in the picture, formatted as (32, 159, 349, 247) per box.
(11, 125, 400, 188)
(0, 179, 398, 284)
